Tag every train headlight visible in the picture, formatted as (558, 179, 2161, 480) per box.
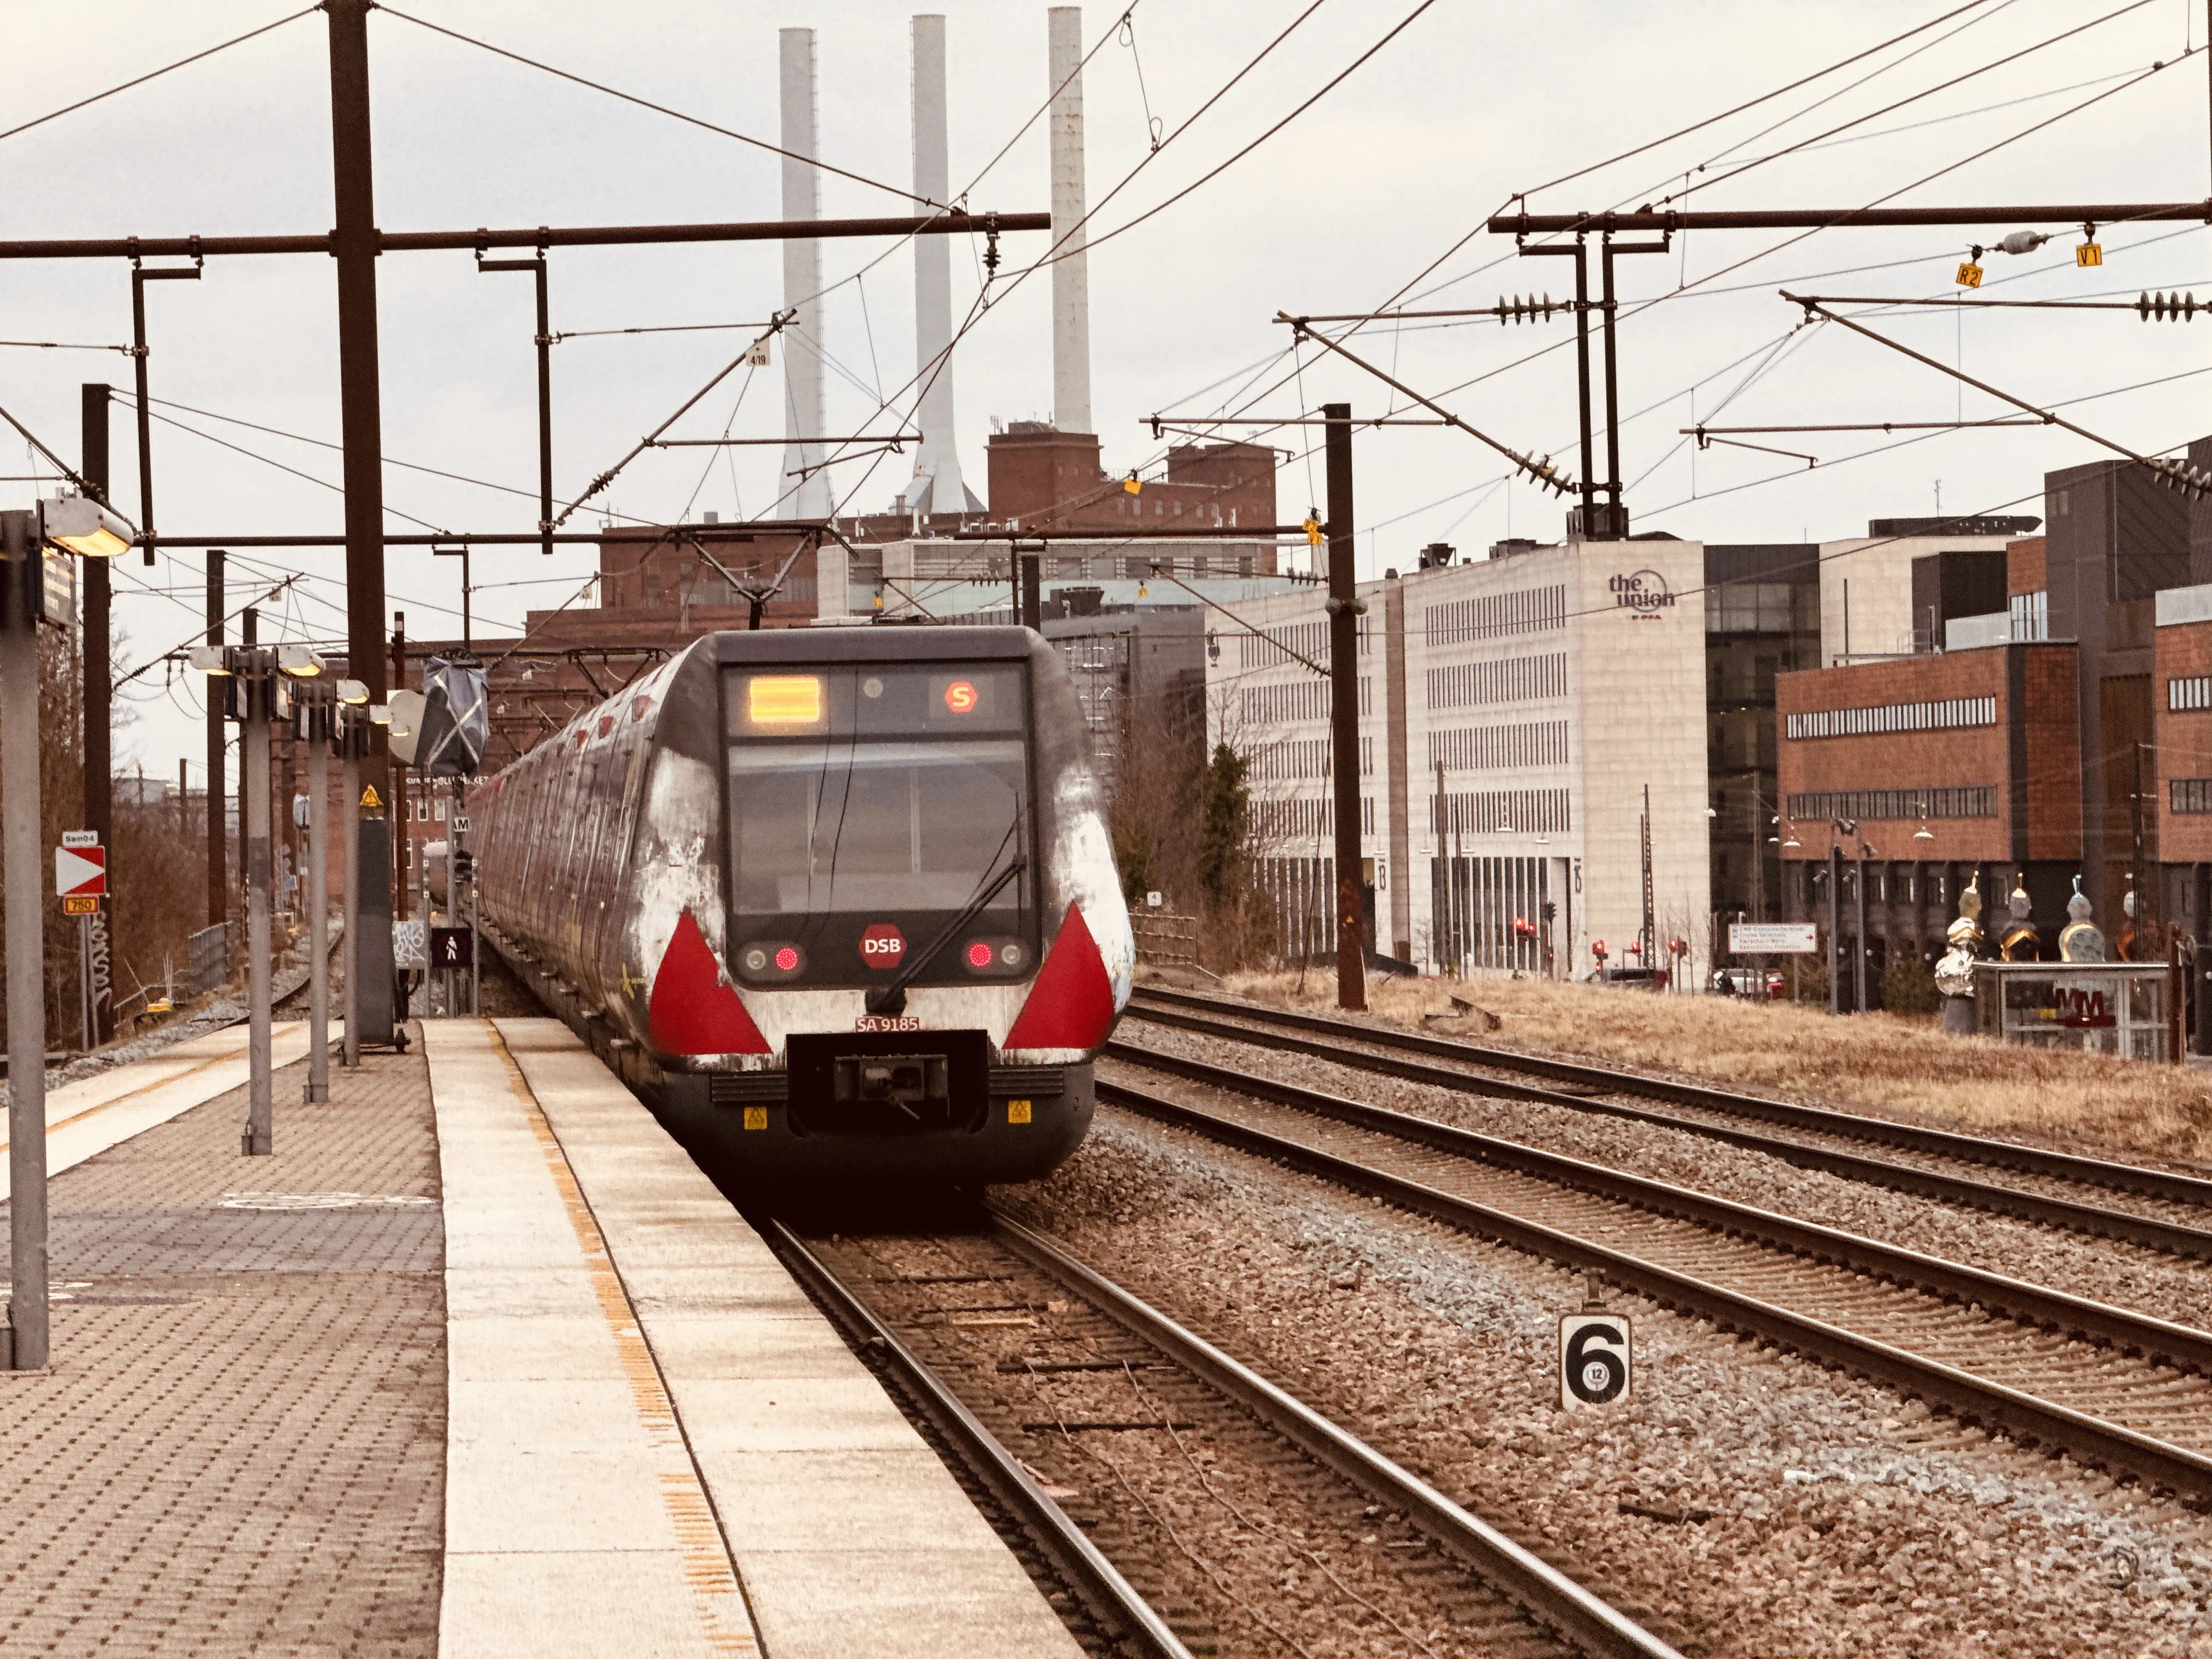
(738, 940, 806, 981)
(962, 935, 1026, 975)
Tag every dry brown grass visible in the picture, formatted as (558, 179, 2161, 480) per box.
(1190, 969, 2212, 1171)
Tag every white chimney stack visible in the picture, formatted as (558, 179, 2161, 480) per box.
(779, 29, 832, 519)
(1047, 7, 1092, 436)
(910, 15, 966, 516)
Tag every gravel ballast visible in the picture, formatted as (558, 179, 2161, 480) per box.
(998, 1110, 2212, 1658)
(1116, 1026, 2212, 1338)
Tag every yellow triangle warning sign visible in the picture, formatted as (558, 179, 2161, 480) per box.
(360, 786, 382, 808)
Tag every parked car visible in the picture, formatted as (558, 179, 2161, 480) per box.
(1712, 967, 1786, 999)
(1584, 964, 1666, 990)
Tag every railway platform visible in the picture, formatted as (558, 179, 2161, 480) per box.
(0, 1015, 1084, 1658)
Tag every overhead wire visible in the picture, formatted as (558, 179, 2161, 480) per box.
(0, 5, 319, 147)
(374, 5, 939, 208)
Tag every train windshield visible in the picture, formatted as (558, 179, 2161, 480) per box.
(723, 663, 1036, 987)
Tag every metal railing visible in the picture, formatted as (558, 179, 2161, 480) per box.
(1131, 911, 1198, 967)
(187, 922, 233, 998)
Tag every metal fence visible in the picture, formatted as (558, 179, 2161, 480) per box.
(187, 923, 232, 998)
(1131, 911, 1198, 967)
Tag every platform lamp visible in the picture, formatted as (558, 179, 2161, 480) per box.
(287, 674, 370, 1104)
(4, 493, 135, 1374)
(188, 634, 327, 1158)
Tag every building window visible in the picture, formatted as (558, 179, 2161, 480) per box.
(1430, 788, 1572, 836)
(1237, 618, 1370, 669)
(1705, 582, 1800, 635)
(1785, 696, 1997, 740)
(1425, 720, 1570, 772)
(1424, 651, 1568, 710)
(2171, 676, 2212, 712)
(1423, 585, 1567, 646)
(2009, 590, 2048, 641)
(1785, 786, 1997, 821)
(2172, 778, 2212, 813)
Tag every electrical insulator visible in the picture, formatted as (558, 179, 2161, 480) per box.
(2137, 291, 2198, 321)
(1496, 293, 1558, 325)
(1996, 230, 2049, 256)
(2152, 458, 2211, 500)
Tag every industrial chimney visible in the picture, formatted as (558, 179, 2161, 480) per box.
(779, 29, 831, 519)
(1047, 7, 1092, 437)
(909, 15, 967, 516)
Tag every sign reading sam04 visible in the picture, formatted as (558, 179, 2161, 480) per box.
(1610, 569, 1677, 618)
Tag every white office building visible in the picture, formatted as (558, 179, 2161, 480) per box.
(1211, 536, 1713, 981)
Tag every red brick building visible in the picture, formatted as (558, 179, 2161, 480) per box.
(1776, 636, 2081, 978)
(2155, 588, 2212, 890)
(984, 425, 1277, 532)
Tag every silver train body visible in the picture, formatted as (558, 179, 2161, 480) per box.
(473, 626, 1134, 1188)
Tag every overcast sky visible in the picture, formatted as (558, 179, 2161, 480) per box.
(8, 0, 2212, 778)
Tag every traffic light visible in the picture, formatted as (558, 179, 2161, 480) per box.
(452, 848, 475, 884)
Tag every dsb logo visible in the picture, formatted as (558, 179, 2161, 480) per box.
(860, 923, 906, 969)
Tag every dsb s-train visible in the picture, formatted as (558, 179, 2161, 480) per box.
(472, 626, 1135, 1188)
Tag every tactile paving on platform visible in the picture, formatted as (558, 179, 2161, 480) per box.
(0, 1039, 444, 1658)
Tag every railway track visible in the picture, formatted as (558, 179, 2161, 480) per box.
(770, 1212, 1685, 1659)
(1097, 1046, 2212, 1510)
(1126, 988, 2212, 1260)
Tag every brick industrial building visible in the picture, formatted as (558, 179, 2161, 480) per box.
(1774, 450, 2212, 1005)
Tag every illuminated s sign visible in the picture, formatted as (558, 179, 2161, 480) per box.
(1609, 569, 1676, 619)
(943, 679, 979, 714)
(748, 674, 823, 725)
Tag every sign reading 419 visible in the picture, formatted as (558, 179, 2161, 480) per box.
(1559, 1311, 1633, 1409)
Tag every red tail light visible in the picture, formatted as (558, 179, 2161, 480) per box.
(1002, 904, 1116, 1051)
(648, 910, 770, 1055)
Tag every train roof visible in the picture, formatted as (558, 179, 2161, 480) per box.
(712, 625, 1034, 666)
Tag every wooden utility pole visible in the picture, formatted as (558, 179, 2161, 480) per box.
(1324, 403, 1365, 1011)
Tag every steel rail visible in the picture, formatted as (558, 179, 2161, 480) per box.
(1096, 1073, 2212, 1508)
(1116, 1006, 2212, 1262)
(761, 1217, 1195, 1659)
(1101, 1046, 2212, 1377)
(0, 212, 1050, 262)
(1130, 986, 2212, 1210)
(988, 1212, 1689, 1659)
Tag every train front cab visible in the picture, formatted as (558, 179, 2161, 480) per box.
(650, 627, 1124, 1193)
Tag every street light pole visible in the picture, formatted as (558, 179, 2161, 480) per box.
(341, 713, 361, 1068)
(304, 699, 331, 1103)
(240, 619, 273, 1156)
(1827, 838, 1843, 1016)
(3, 510, 48, 1370)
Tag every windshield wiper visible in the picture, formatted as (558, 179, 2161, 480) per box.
(865, 855, 1027, 1017)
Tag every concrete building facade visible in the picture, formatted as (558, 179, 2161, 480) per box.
(1213, 536, 1712, 982)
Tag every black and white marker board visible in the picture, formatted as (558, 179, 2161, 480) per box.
(1559, 1312, 1632, 1408)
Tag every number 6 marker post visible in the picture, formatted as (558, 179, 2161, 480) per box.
(1560, 1279, 1633, 1410)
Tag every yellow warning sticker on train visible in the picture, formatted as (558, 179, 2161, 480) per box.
(748, 674, 822, 726)
(742, 1107, 768, 1131)
(1008, 1099, 1032, 1125)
